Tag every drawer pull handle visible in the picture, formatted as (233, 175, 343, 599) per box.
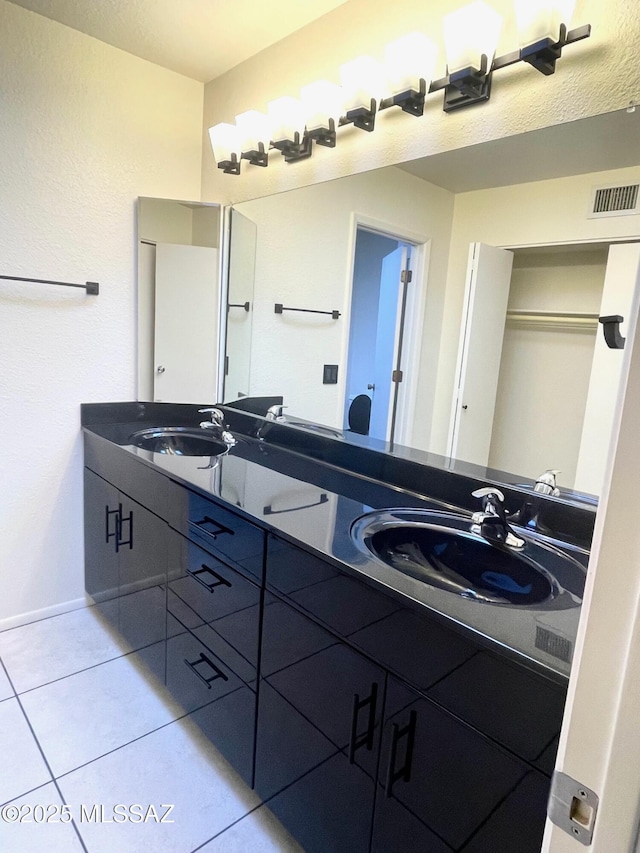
(187, 564, 232, 593)
(105, 504, 133, 552)
(116, 509, 133, 552)
(385, 709, 417, 798)
(105, 505, 119, 544)
(349, 682, 379, 764)
(184, 652, 229, 688)
(192, 516, 234, 540)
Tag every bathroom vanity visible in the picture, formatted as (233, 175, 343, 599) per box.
(82, 402, 594, 853)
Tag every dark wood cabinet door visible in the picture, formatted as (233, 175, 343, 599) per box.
(116, 495, 169, 673)
(255, 592, 384, 853)
(83, 468, 120, 604)
(371, 675, 553, 853)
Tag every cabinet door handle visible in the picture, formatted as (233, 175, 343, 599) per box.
(116, 508, 133, 552)
(187, 564, 232, 593)
(105, 505, 120, 545)
(349, 682, 379, 764)
(192, 516, 234, 540)
(384, 709, 417, 798)
(184, 652, 229, 688)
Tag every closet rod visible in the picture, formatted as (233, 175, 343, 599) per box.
(507, 309, 599, 319)
(506, 309, 598, 330)
(0, 274, 99, 295)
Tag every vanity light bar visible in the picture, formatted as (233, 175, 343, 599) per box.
(210, 7, 591, 175)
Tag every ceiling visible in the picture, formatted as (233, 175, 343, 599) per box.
(6, 0, 349, 82)
(398, 107, 640, 193)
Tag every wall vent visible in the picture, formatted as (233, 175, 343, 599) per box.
(588, 183, 640, 218)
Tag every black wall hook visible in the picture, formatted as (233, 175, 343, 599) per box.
(599, 315, 626, 349)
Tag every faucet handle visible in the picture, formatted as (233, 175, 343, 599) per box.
(198, 407, 224, 425)
(265, 404, 287, 420)
(471, 487, 506, 524)
(534, 469, 561, 496)
(472, 486, 505, 503)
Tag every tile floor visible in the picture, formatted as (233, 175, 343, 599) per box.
(0, 596, 304, 853)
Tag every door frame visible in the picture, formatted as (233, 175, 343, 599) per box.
(542, 249, 640, 851)
(340, 213, 430, 447)
(448, 235, 639, 466)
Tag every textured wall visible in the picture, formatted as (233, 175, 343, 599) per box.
(235, 167, 454, 444)
(433, 164, 640, 453)
(0, 0, 203, 625)
(201, 0, 640, 206)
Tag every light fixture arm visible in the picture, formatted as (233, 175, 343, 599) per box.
(340, 98, 377, 132)
(217, 152, 240, 175)
(209, 16, 592, 174)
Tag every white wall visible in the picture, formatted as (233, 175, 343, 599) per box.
(0, 1, 203, 626)
(201, 0, 640, 206)
(489, 249, 607, 487)
(432, 165, 640, 455)
(138, 198, 194, 245)
(235, 167, 454, 433)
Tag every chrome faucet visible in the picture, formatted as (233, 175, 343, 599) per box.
(534, 469, 561, 496)
(471, 487, 525, 549)
(265, 404, 287, 421)
(198, 408, 236, 446)
(256, 404, 287, 439)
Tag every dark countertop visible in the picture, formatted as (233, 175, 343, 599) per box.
(82, 402, 592, 682)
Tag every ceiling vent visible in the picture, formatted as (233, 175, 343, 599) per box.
(588, 183, 640, 218)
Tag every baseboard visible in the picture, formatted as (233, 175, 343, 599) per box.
(0, 596, 90, 633)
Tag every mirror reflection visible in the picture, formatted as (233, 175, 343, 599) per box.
(227, 108, 640, 499)
(137, 197, 221, 402)
(137, 107, 640, 503)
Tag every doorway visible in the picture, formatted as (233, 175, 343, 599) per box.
(448, 240, 640, 497)
(344, 226, 419, 444)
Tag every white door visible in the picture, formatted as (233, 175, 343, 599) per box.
(448, 243, 514, 465)
(369, 246, 406, 440)
(574, 242, 640, 495)
(541, 255, 640, 852)
(153, 242, 219, 403)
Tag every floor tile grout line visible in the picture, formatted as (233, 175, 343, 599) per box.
(52, 686, 245, 783)
(0, 779, 63, 811)
(0, 658, 89, 853)
(9, 633, 171, 698)
(189, 749, 346, 853)
(188, 800, 266, 853)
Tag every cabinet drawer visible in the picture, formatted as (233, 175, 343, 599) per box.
(166, 616, 244, 710)
(166, 615, 257, 788)
(187, 492, 265, 585)
(168, 539, 261, 628)
(168, 593, 258, 686)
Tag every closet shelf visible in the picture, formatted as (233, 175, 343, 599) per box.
(506, 309, 598, 332)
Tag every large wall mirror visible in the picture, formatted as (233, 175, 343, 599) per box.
(137, 106, 640, 503)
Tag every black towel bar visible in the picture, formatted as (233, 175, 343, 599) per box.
(274, 303, 340, 319)
(0, 274, 99, 295)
